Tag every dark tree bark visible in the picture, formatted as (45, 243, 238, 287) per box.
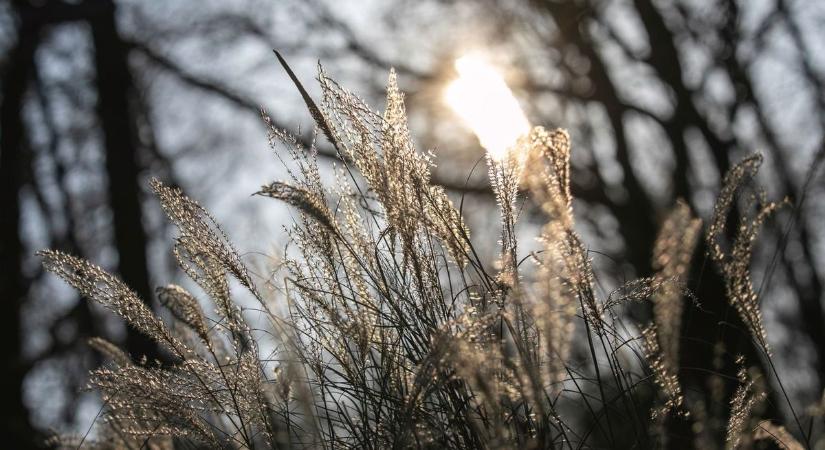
(88, 0, 161, 362)
(0, 5, 42, 448)
(1, 0, 169, 439)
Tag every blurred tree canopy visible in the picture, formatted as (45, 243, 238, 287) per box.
(1, 0, 823, 448)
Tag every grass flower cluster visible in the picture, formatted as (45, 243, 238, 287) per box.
(40, 62, 816, 449)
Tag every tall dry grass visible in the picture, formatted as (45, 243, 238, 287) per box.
(39, 58, 820, 449)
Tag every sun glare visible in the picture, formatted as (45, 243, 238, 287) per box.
(445, 55, 530, 161)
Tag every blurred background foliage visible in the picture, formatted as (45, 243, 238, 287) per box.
(1, 0, 824, 447)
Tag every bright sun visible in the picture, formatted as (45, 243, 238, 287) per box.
(445, 55, 530, 161)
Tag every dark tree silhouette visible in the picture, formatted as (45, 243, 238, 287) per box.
(88, 0, 160, 361)
(1, 1, 165, 446)
(1, 4, 41, 447)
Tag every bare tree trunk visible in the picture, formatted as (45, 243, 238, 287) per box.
(88, 0, 161, 362)
(0, 8, 42, 449)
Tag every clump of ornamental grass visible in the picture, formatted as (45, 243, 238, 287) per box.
(40, 57, 816, 449)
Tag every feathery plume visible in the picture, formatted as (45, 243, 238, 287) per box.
(642, 325, 685, 418)
(151, 179, 258, 295)
(88, 337, 133, 368)
(651, 200, 701, 368)
(256, 181, 336, 232)
(38, 250, 185, 355)
(706, 154, 784, 355)
(157, 284, 210, 342)
(725, 357, 766, 449)
(753, 421, 804, 450)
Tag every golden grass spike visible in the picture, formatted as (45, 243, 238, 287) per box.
(652, 199, 702, 367)
(753, 421, 804, 450)
(151, 178, 258, 296)
(706, 154, 784, 355)
(725, 358, 766, 449)
(256, 181, 336, 232)
(642, 325, 685, 419)
(38, 250, 184, 356)
(157, 284, 210, 342)
(88, 337, 133, 368)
